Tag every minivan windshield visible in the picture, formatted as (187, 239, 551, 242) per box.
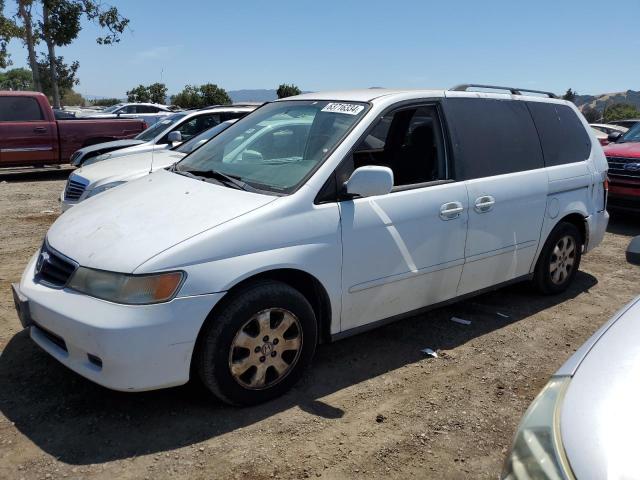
(175, 100, 368, 193)
(620, 122, 640, 143)
(135, 113, 187, 142)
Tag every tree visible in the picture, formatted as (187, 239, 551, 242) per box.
(0, 0, 21, 68)
(148, 82, 167, 104)
(0, 67, 33, 89)
(603, 103, 640, 123)
(60, 88, 83, 105)
(581, 106, 601, 123)
(562, 88, 576, 103)
(16, 0, 41, 91)
(171, 83, 232, 108)
(277, 83, 301, 99)
(126, 84, 150, 102)
(89, 97, 120, 107)
(36, 54, 78, 100)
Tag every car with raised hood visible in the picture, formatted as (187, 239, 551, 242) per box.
(0, 91, 146, 168)
(12, 85, 608, 405)
(60, 120, 237, 210)
(603, 121, 640, 211)
(69, 105, 257, 167)
(502, 236, 640, 480)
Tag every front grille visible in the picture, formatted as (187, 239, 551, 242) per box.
(606, 156, 640, 179)
(64, 176, 88, 201)
(34, 241, 77, 288)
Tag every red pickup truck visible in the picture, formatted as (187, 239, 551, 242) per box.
(0, 91, 146, 168)
(603, 124, 640, 211)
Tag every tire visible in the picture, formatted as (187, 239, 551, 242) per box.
(533, 222, 583, 295)
(195, 280, 317, 406)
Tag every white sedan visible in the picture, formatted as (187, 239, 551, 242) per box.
(61, 120, 237, 211)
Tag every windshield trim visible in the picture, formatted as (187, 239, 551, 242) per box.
(173, 99, 372, 196)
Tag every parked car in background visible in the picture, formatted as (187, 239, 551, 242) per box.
(608, 118, 640, 129)
(591, 127, 609, 146)
(0, 91, 146, 168)
(12, 85, 608, 405)
(61, 120, 237, 210)
(603, 121, 640, 211)
(76, 102, 173, 126)
(590, 123, 628, 135)
(502, 237, 640, 480)
(70, 105, 257, 166)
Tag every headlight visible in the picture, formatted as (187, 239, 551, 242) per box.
(68, 267, 185, 304)
(86, 181, 125, 198)
(502, 377, 574, 480)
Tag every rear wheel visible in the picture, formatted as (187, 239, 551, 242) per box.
(533, 222, 583, 294)
(195, 280, 317, 406)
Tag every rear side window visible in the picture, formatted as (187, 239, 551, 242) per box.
(526, 102, 591, 166)
(0, 97, 45, 121)
(443, 98, 544, 180)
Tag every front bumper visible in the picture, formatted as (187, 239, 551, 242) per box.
(16, 253, 224, 391)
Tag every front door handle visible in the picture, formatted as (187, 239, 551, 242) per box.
(474, 195, 495, 213)
(440, 201, 464, 220)
(33, 127, 47, 134)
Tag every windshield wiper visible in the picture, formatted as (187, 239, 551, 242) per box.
(175, 168, 252, 191)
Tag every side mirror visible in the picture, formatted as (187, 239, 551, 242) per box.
(608, 131, 623, 143)
(627, 236, 640, 265)
(344, 166, 394, 198)
(167, 131, 182, 144)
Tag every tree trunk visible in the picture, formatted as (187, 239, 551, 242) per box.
(17, 0, 41, 92)
(42, 3, 60, 108)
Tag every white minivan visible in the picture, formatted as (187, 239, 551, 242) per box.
(12, 86, 609, 405)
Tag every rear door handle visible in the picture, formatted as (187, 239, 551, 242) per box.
(33, 127, 47, 134)
(474, 195, 495, 213)
(440, 201, 464, 220)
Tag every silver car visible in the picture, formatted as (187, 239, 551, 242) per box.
(502, 236, 640, 479)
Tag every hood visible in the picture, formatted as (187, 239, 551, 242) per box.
(74, 150, 185, 189)
(560, 297, 640, 479)
(603, 141, 640, 158)
(83, 143, 170, 166)
(48, 169, 277, 272)
(76, 139, 145, 156)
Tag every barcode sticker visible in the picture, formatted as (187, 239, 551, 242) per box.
(321, 103, 365, 115)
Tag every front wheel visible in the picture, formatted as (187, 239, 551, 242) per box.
(533, 222, 583, 294)
(195, 280, 317, 406)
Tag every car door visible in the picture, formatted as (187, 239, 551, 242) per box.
(0, 95, 57, 166)
(442, 95, 548, 295)
(338, 103, 469, 332)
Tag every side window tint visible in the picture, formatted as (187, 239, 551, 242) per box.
(221, 111, 248, 121)
(443, 98, 544, 180)
(176, 114, 221, 140)
(0, 97, 45, 121)
(349, 106, 447, 188)
(527, 102, 591, 166)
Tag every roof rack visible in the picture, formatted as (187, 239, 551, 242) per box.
(449, 84, 557, 98)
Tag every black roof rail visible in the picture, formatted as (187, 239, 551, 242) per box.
(449, 84, 557, 98)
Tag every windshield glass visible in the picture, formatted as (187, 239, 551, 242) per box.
(135, 113, 187, 142)
(175, 100, 368, 193)
(174, 120, 236, 154)
(620, 122, 640, 143)
(102, 104, 123, 113)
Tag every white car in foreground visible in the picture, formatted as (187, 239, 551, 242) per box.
(12, 86, 608, 405)
(60, 120, 237, 210)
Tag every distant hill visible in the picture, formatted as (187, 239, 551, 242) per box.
(574, 89, 640, 112)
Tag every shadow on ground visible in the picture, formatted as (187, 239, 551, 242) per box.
(0, 167, 73, 183)
(607, 210, 640, 237)
(0, 271, 597, 465)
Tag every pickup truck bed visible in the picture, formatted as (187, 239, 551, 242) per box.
(0, 91, 146, 168)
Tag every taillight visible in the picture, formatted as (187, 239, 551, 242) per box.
(603, 176, 609, 210)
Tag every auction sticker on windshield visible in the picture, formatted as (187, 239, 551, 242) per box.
(321, 103, 365, 115)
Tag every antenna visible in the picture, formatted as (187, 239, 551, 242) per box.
(150, 144, 155, 174)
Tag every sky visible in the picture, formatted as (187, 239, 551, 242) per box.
(3, 0, 639, 98)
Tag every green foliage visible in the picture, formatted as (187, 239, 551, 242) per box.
(89, 97, 120, 107)
(148, 82, 167, 104)
(0, 0, 21, 68)
(277, 83, 301, 99)
(60, 88, 84, 106)
(562, 88, 576, 103)
(603, 103, 640, 123)
(581, 106, 601, 123)
(126, 84, 151, 102)
(0, 67, 33, 90)
(171, 83, 232, 108)
(36, 54, 79, 97)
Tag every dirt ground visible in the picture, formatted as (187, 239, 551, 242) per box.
(0, 171, 638, 480)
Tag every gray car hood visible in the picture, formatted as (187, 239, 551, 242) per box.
(560, 297, 640, 479)
(74, 139, 145, 158)
(47, 169, 277, 273)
